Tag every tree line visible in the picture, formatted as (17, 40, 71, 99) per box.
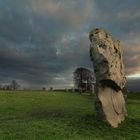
(0, 80, 20, 90)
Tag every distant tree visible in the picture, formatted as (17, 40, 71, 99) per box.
(42, 87, 46, 91)
(5, 85, 11, 90)
(49, 87, 53, 91)
(10, 80, 20, 90)
(0, 84, 11, 90)
(74, 67, 95, 93)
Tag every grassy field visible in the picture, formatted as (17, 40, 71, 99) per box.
(0, 91, 139, 140)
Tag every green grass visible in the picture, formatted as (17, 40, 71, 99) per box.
(0, 90, 139, 140)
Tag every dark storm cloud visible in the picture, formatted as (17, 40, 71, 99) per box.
(0, 0, 140, 90)
(91, 0, 140, 37)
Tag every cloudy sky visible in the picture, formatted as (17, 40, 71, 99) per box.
(0, 0, 140, 91)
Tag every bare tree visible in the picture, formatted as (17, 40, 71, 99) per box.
(74, 67, 95, 93)
(10, 80, 20, 90)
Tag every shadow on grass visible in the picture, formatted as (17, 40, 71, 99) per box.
(69, 115, 140, 140)
(28, 108, 140, 127)
(123, 117, 140, 128)
(28, 109, 70, 120)
(28, 109, 108, 129)
(0, 107, 140, 140)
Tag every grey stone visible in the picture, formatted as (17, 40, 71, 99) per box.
(89, 28, 127, 127)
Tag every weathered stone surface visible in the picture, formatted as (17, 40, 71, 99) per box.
(89, 28, 127, 127)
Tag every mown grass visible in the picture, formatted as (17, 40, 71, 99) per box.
(0, 90, 139, 140)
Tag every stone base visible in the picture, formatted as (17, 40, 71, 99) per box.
(95, 86, 127, 128)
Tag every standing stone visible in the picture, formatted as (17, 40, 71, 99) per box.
(89, 28, 127, 128)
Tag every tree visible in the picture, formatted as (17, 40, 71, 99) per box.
(74, 67, 95, 93)
(42, 87, 46, 91)
(10, 80, 20, 90)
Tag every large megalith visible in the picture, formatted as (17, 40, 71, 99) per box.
(89, 28, 127, 128)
